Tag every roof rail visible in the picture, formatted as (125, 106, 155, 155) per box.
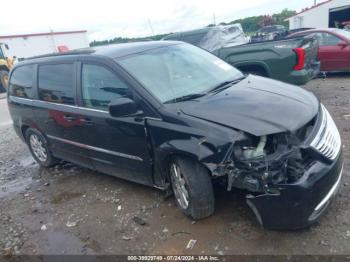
(25, 48, 95, 60)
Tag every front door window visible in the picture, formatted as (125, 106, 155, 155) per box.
(81, 64, 132, 110)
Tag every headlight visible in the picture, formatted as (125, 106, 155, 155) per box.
(310, 104, 341, 160)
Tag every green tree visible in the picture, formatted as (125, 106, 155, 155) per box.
(272, 9, 296, 27)
(90, 33, 170, 47)
(259, 15, 276, 27)
(224, 9, 296, 33)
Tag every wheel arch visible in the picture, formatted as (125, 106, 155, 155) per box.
(22, 126, 49, 145)
(152, 139, 228, 188)
(162, 151, 210, 179)
(146, 118, 238, 189)
(235, 62, 270, 77)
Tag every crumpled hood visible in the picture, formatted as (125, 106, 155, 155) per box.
(179, 75, 319, 136)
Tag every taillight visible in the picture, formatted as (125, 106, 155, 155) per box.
(293, 47, 305, 71)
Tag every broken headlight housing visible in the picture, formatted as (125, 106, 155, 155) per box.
(228, 122, 315, 193)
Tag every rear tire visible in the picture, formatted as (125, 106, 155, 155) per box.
(169, 157, 215, 220)
(0, 70, 9, 93)
(25, 128, 58, 167)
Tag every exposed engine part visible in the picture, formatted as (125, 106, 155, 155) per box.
(227, 128, 315, 193)
(242, 176, 261, 192)
(242, 135, 267, 159)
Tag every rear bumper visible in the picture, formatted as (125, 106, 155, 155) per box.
(246, 150, 343, 230)
(287, 61, 321, 85)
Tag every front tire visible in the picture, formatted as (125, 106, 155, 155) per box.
(169, 157, 215, 220)
(25, 128, 58, 167)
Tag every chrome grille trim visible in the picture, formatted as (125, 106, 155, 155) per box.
(310, 104, 341, 160)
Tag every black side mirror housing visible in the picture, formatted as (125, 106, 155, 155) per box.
(108, 98, 138, 117)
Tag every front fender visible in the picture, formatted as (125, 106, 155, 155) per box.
(155, 136, 228, 165)
(146, 117, 239, 187)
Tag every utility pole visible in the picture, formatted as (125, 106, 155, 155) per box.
(213, 13, 216, 26)
(314, 0, 317, 5)
(147, 18, 155, 36)
(49, 27, 57, 52)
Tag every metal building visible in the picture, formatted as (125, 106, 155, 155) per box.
(286, 0, 350, 30)
(0, 30, 89, 59)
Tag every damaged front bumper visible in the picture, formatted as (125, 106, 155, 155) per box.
(246, 151, 343, 229)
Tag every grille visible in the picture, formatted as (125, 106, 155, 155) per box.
(310, 104, 341, 160)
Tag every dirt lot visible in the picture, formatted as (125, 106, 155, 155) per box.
(0, 74, 349, 256)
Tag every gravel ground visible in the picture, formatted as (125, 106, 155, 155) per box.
(0, 74, 349, 256)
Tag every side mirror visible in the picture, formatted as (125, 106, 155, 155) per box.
(108, 98, 138, 118)
(337, 41, 347, 48)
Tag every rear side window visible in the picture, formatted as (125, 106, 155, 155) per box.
(81, 64, 131, 110)
(9, 65, 34, 98)
(38, 64, 75, 105)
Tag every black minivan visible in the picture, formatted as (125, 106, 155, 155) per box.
(7, 41, 343, 229)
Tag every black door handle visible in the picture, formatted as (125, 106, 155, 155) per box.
(80, 118, 93, 125)
(63, 115, 76, 122)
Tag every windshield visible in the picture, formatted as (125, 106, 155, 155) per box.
(118, 43, 243, 103)
(334, 29, 350, 39)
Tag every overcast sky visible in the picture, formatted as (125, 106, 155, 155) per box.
(1, 0, 316, 41)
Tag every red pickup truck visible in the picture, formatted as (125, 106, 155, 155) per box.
(288, 28, 350, 72)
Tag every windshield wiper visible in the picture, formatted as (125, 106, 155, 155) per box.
(164, 93, 206, 104)
(208, 76, 246, 94)
(163, 76, 246, 104)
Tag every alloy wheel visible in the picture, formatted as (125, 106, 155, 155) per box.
(170, 162, 189, 209)
(29, 134, 47, 162)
